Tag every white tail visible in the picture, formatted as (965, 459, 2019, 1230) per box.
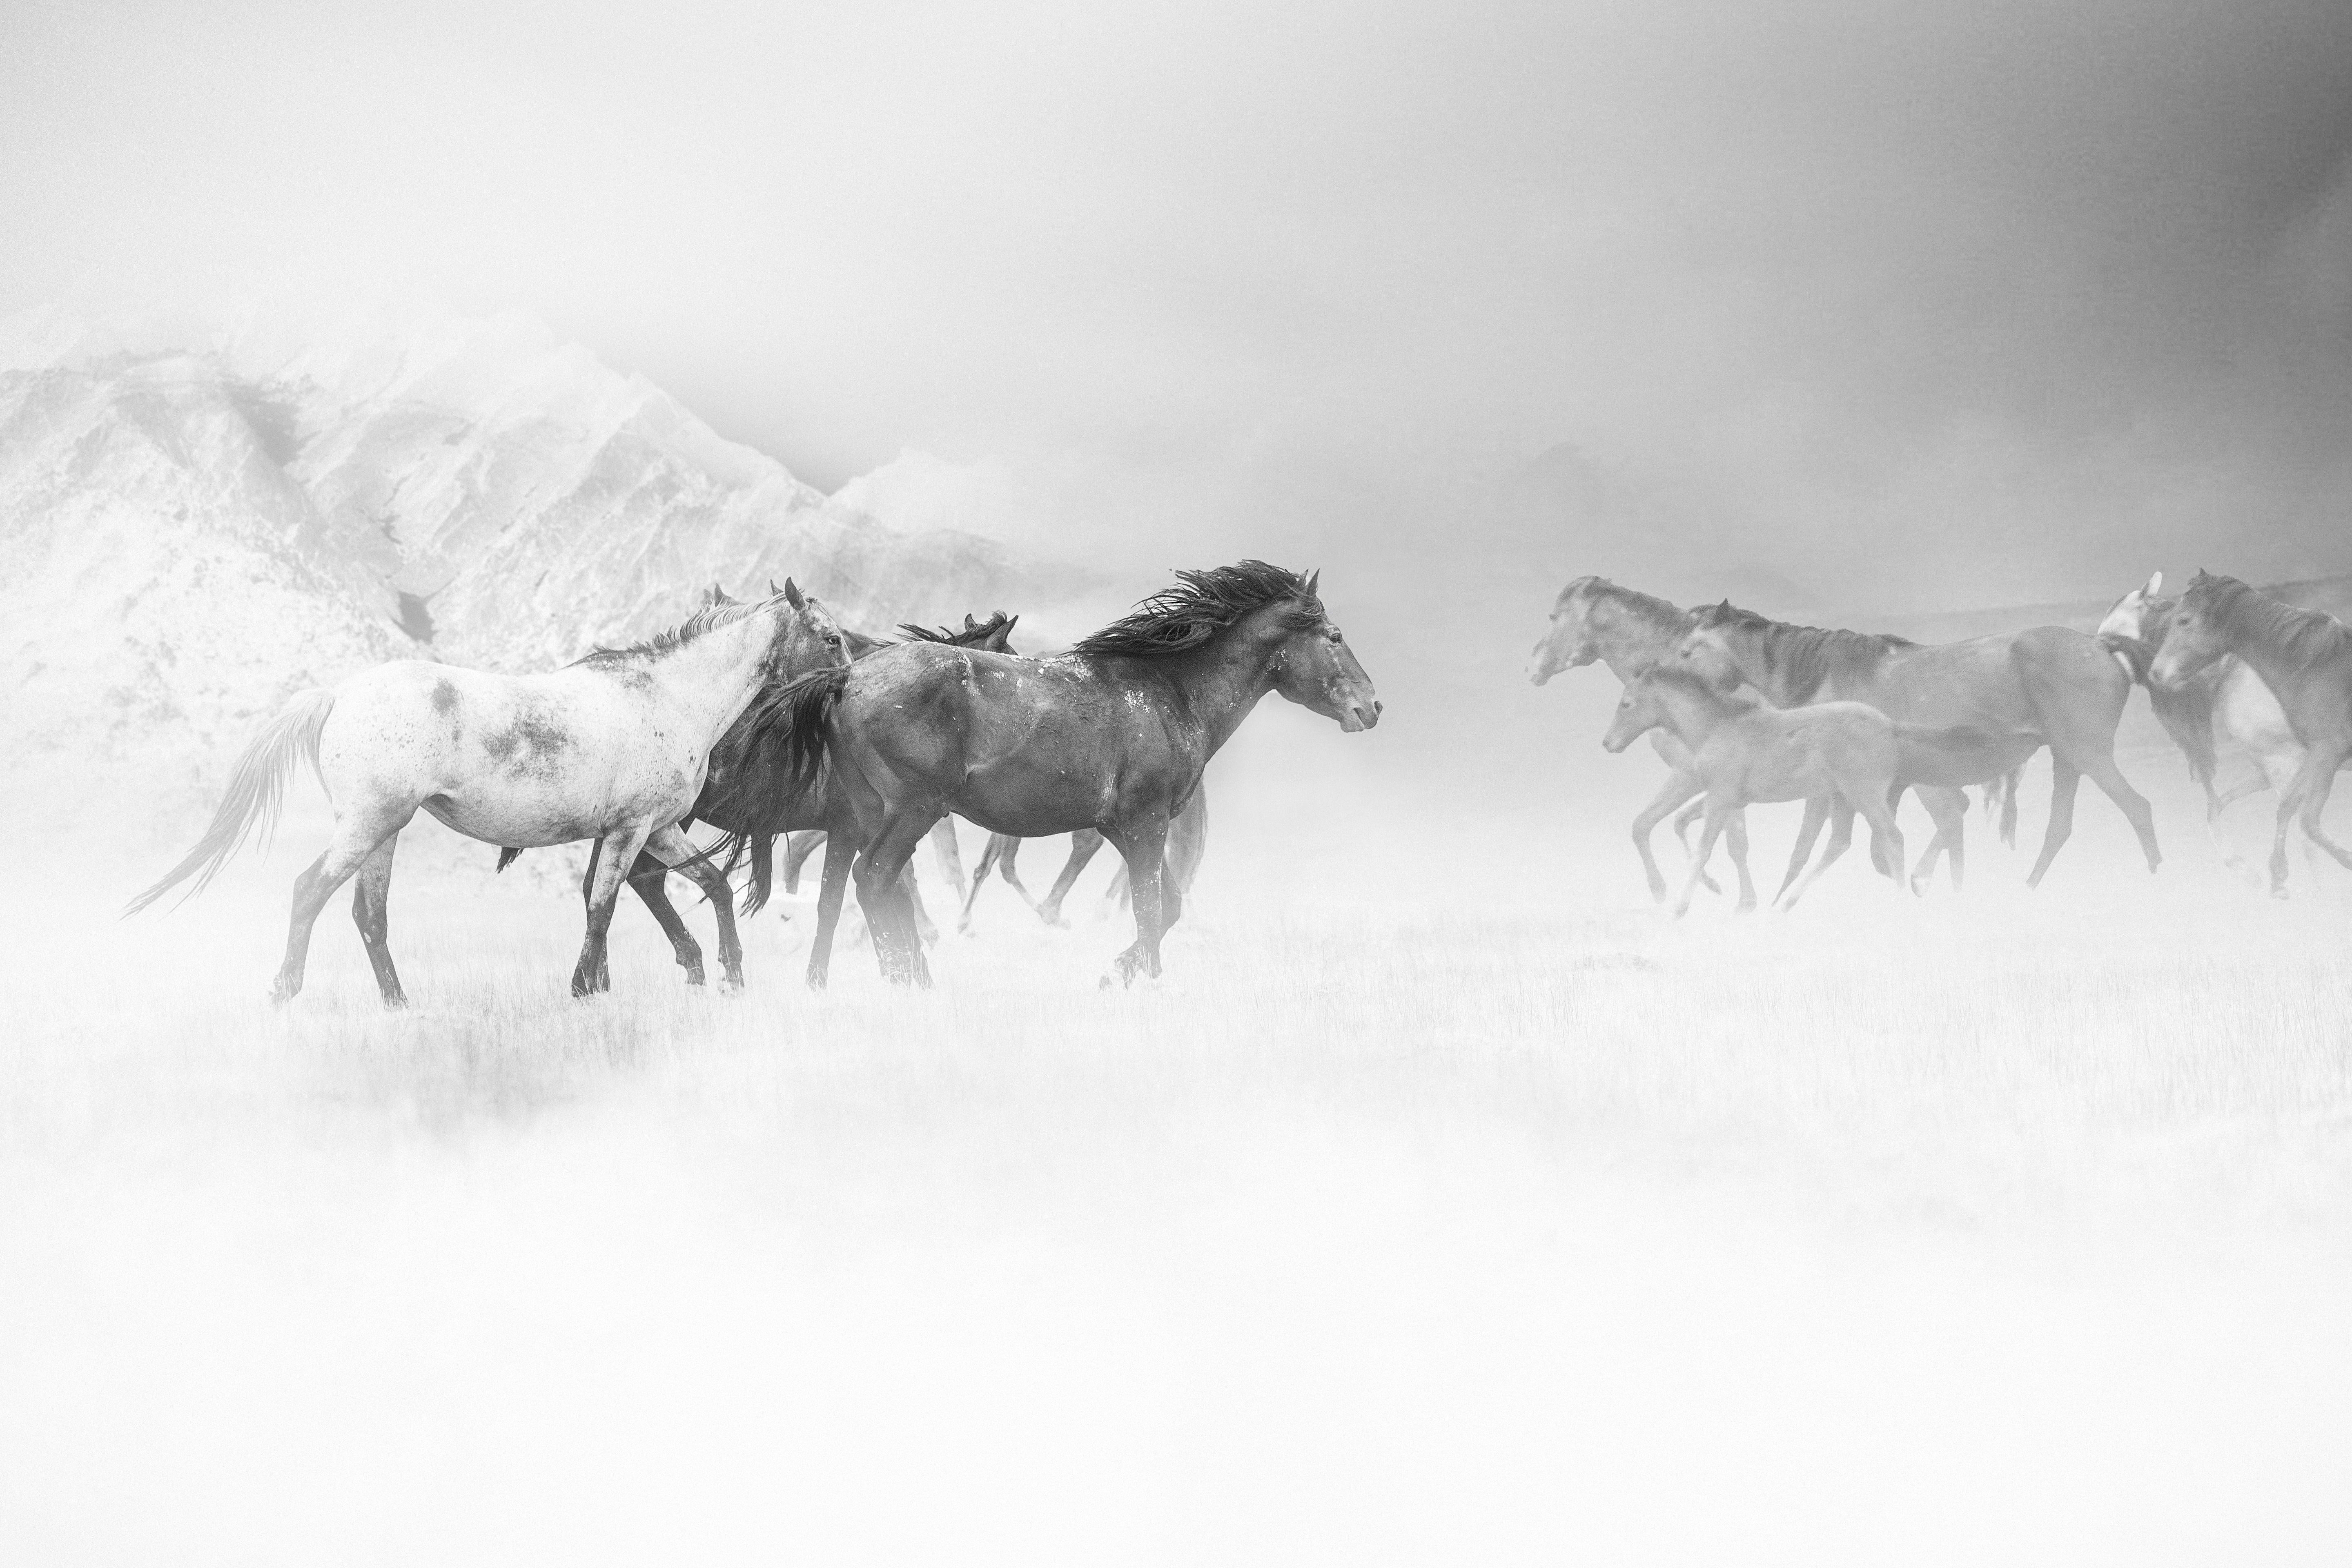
(125, 688, 336, 915)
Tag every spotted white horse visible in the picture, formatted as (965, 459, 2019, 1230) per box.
(128, 584, 847, 1002)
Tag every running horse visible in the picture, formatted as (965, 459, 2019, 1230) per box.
(959, 786, 1210, 932)
(126, 584, 849, 1002)
(2150, 570, 2352, 895)
(1672, 601, 2160, 886)
(1528, 577, 1975, 896)
(763, 562, 1379, 985)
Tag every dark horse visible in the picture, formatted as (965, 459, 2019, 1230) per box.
(763, 562, 1379, 985)
(959, 785, 1210, 931)
(503, 605, 1020, 989)
(1674, 600, 2160, 886)
(2152, 570, 2352, 893)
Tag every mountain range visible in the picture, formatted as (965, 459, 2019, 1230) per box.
(0, 303, 1081, 810)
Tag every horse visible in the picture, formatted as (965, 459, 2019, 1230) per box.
(1672, 599, 2160, 887)
(959, 786, 1210, 932)
(1601, 664, 1907, 916)
(126, 584, 848, 1003)
(2150, 570, 2352, 895)
(2100, 571, 2317, 893)
(760, 561, 1378, 986)
(1530, 577, 1971, 897)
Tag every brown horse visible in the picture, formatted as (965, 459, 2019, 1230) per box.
(1673, 600, 2160, 887)
(763, 562, 1379, 985)
(2151, 570, 2352, 894)
(1602, 665, 1907, 916)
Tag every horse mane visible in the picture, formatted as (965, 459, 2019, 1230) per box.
(899, 612, 1017, 648)
(1689, 601, 1915, 703)
(1576, 577, 1693, 639)
(2190, 573, 2352, 677)
(2101, 601, 2220, 788)
(575, 593, 767, 666)
(1073, 562, 1322, 658)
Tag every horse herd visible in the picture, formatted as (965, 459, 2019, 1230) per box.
(129, 562, 1376, 1003)
(132, 556, 2352, 1004)
(1532, 568, 2352, 913)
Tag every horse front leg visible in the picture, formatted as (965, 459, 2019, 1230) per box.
(1103, 817, 1172, 986)
(851, 812, 941, 986)
(621, 849, 704, 987)
(1038, 831, 1106, 927)
(1674, 801, 1729, 919)
(2289, 746, 2352, 880)
(645, 826, 741, 990)
(574, 823, 654, 997)
(1631, 770, 1705, 904)
(2025, 759, 2082, 889)
(1781, 800, 1855, 911)
(927, 819, 969, 904)
(807, 834, 854, 988)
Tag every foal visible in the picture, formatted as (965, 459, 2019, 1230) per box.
(1602, 666, 1907, 916)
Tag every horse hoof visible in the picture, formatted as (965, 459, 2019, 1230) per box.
(380, 993, 409, 1011)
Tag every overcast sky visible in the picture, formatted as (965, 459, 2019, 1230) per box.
(5, 0, 2350, 614)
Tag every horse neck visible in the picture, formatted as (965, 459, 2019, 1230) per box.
(1649, 681, 1731, 748)
(1590, 601, 1682, 682)
(1159, 625, 1285, 757)
(649, 606, 782, 737)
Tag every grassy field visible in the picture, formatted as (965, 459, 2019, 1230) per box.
(5, 798, 2352, 1565)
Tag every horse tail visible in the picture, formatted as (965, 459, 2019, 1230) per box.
(125, 687, 336, 915)
(719, 832, 780, 917)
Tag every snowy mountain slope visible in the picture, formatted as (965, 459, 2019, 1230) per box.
(0, 303, 1081, 813)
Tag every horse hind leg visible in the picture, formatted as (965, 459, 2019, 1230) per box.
(1039, 831, 1106, 927)
(852, 811, 943, 986)
(645, 827, 742, 990)
(1913, 786, 1967, 895)
(807, 834, 855, 988)
(1775, 797, 1831, 905)
(274, 802, 413, 1004)
(1630, 771, 1705, 904)
(2025, 759, 2082, 889)
(349, 833, 406, 1008)
(1723, 810, 1757, 912)
(573, 824, 655, 998)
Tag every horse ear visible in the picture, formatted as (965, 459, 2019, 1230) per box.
(1304, 569, 1320, 598)
(2144, 570, 2163, 596)
(783, 578, 805, 610)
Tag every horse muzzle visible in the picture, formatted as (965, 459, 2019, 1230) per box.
(1339, 698, 1383, 733)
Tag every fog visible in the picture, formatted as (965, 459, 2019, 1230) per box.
(8, 3, 2352, 1560)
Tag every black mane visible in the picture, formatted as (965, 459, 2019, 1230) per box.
(900, 611, 1018, 650)
(1689, 601, 1914, 703)
(1074, 562, 1322, 658)
(1574, 577, 1694, 638)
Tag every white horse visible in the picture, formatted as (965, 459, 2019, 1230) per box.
(129, 582, 849, 1003)
(2098, 570, 2310, 893)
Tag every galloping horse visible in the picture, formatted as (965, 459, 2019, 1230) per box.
(2151, 571, 2352, 895)
(2100, 571, 2314, 893)
(1601, 665, 1907, 916)
(127, 585, 847, 1002)
(764, 562, 1379, 985)
(1530, 577, 1973, 896)
(1673, 600, 2160, 887)
(959, 786, 1210, 931)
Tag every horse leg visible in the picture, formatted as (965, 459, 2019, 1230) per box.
(1724, 811, 1757, 912)
(807, 834, 855, 988)
(1674, 802, 1730, 919)
(927, 819, 968, 904)
(2025, 758, 2082, 889)
(1669, 792, 1726, 895)
(645, 826, 742, 990)
(349, 833, 406, 1008)
(1775, 797, 1830, 904)
(273, 802, 412, 1004)
(2071, 750, 2162, 875)
(621, 851, 704, 987)
(1038, 831, 1106, 927)
(852, 811, 942, 986)
(1631, 770, 1705, 904)
(958, 835, 1000, 933)
(782, 830, 824, 897)
(1852, 788, 1909, 894)
(993, 837, 1046, 916)
(1102, 817, 1174, 985)
(904, 861, 940, 946)
(573, 823, 654, 997)
(1913, 786, 1967, 895)
(1780, 799, 1856, 911)
(2288, 747, 2352, 878)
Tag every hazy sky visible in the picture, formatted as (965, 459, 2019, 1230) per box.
(5, 0, 2350, 612)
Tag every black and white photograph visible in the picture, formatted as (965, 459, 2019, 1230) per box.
(4, 1, 2350, 1561)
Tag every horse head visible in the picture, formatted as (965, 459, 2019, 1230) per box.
(766, 578, 850, 682)
(1528, 575, 1607, 684)
(1267, 570, 1381, 732)
(2149, 570, 2234, 689)
(1601, 670, 1668, 753)
(2096, 570, 2165, 642)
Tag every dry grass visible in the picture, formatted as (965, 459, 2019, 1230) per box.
(5, 816, 2352, 1565)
